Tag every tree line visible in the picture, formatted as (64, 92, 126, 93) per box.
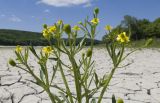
(102, 15, 160, 42)
(1, 15, 160, 46)
(0, 29, 101, 46)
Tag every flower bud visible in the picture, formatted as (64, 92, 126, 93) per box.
(78, 21, 83, 25)
(86, 48, 92, 57)
(94, 7, 99, 14)
(43, 24, 47, 29)
(117, 98, 124, 103)
(9, 58, 16, 66)
(82, 53, 85, 57)
(112, 94, 116, 103)
(64, 24, 71, 34)
(57, 20, 63, 25)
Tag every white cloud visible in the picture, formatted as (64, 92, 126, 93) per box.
(9, 15, 22, 22)
(37, 0, 92, 7)
(0, 14, 6, 17)
(83, 2, 92, 8)
(44, 9, 50, 13)
(31, 16, 35, 18)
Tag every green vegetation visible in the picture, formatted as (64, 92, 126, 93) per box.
(0, 29, 46, 45)
(1, 15, 160, 48)
(128, 38, 160, 48)
(0, 29, 101, 46)
(102, 15, 160, 47)
(9, 8, 134, 103)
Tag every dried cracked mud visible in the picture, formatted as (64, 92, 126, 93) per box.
(0, 47, 160, 103)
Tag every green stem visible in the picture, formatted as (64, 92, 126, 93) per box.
(97, 67, 116, 103)
(50, 63, 58, 85)
(68, 33, 73, 53)
(58, 60, 74, 103)
(69, 56, 82, 103)
(44, 64, 50, 86)
(85, 88, 90, 103)
(82, 37, 94, 83)
(46, 88, 57, 103)
(82, 30, 95, 102)
(25, 64, 44, 86)
(86, 96, 89, 103)
(56, 39, 74, 103)
(25, 63, 58, 102)
(117, 44, 124, 65)
(98, 44, 124, 103)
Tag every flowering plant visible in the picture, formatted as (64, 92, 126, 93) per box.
(8, 8, 150, 103)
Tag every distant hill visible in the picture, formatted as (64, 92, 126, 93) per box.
(0, 29, 102, 46)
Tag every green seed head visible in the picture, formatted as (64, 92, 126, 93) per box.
(43, 24, 47, 29)
(117, 98, 124, 103)
(94, 7, 99, 14)
(64, 24, 71, 34)
(9, 58, 16, 66)
(78, 21, 83, 25)
(86, 48, 92, 57)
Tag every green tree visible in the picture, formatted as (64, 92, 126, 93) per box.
(137, 19, 150, 38)
(153, 18, 160, 38)
(121, 15, 143, 40)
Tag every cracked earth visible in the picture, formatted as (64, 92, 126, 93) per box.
(0, 47, 160, 103)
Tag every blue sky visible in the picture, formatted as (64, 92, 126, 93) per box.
(0, 0, 160, 40)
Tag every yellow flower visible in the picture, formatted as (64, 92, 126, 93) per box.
(48, 25, 56, 33)
(42, 46, 53, 55)
(91, 18, 99, 24)
(117, 32, 130, 43)
(15, 45, 22, 53)
(42, 29, 50, 39)
(42, 25, 56, 39)
(72, 25, 80, 31)
(105, 25, 112, 31)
